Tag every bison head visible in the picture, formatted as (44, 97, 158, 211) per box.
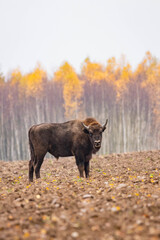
(82, 119, 108, 152)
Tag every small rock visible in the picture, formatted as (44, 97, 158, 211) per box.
(80, 208, 87, 213)
(51, 199, 57, 205)
(111, 207, 118, 212)
(100, 208, 104, 212)
(116, 184, 127, 189)
(136, 219, 143, 225)
(104, 181, 109, 185)
(107, 188, 112, 192)
(151, 195, 158, 199)
(71, 232, 79, 238)
(83, 194, 93, 199)
(55, 203, 60, 208)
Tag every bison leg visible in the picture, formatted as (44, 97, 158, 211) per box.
(29, 160, 34, 182)
(84, 161, 90, 178)
(78, 164, 84, 178)
(75, 154, 85, 178)
(35, 155, 45, 179)
(84, 154, 92, 178)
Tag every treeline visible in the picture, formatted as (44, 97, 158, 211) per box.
(0, 51, 160, 160)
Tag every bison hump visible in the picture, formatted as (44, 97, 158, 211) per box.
(83, 117, 100, 127)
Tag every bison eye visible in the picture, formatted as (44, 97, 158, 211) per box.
(89, 132, 93, 137)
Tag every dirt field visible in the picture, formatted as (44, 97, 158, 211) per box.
(0, 150, 160, 240)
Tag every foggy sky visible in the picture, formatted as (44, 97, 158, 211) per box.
(0, 0, 160, 76)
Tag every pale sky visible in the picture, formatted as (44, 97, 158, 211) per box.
(0, 0, 160, 76)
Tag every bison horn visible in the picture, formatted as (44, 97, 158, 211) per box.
(82, 123, 91, 134)
(82, 123, 90, 131)
(102, 119, 108, 132)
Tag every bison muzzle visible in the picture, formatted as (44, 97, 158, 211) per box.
(28, 117, 108, 182)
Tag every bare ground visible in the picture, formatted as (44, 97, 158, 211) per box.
(0, 150, 160, 240)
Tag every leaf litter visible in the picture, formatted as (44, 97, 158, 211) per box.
(0, 150, 160, 240)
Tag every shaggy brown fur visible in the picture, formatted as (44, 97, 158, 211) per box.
(28, 117, 108, 182)
(83, 117, 101, 127)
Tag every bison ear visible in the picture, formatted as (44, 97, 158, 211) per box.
(82, 123, 90, 134)
(102, 119, 108, 132)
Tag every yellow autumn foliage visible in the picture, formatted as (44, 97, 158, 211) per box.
(105, 57, 120, 85)
(11, 69, 22, 85)
(54, 62, 83, 118)
(11, 65, 46, 96)
(141, 52, 160, 122)
(82, 58, 105, 83)
(115, 64, 132, 99)
(8, 52, 160, 125)
(0, 73, 4, 85)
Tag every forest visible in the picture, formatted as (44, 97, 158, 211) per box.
(0, 51, 160, 160)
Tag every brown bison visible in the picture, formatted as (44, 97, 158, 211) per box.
(28, 117, 108, 182)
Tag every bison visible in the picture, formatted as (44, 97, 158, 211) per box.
(28, 117, 108, 182)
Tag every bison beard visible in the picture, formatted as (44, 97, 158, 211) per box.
(28, 117, 108, 182)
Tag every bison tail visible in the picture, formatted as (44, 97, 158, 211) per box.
(28, 128, 36, 164)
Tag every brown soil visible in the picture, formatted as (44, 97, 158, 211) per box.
(0, 150, 160, 240)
